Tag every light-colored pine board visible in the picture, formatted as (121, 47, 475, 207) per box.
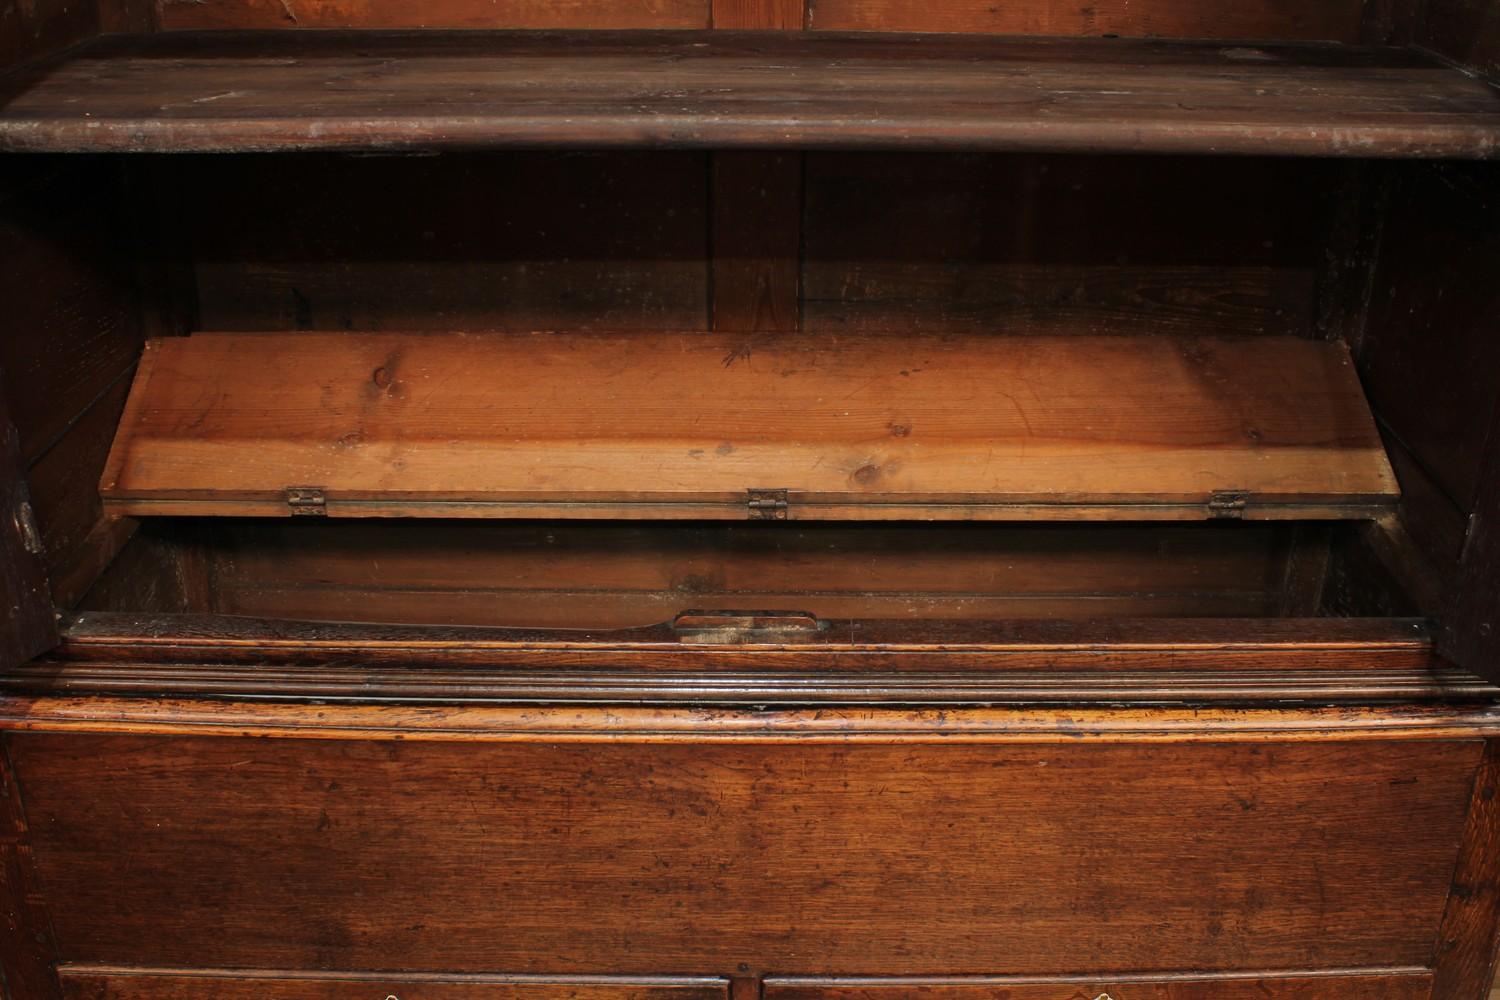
(100, 330, 1398, 521)
(2, 31, 1500, 157)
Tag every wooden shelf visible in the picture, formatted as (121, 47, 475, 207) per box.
(2, 30, 1500, 156)
(101, 331, 1397, 521)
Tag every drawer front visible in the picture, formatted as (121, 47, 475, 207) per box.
(9, 734, 1480, 975)
(763, 975, 1432, 1000)
(60, 971, 727, 1000)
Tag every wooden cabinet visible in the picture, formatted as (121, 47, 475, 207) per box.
(3, 0, 1500, 997)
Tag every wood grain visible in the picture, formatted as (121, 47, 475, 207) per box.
(0, 738, 61, 1000)
(60, 969, 727, 999)
(0, 384, 57, 673)
(1433, 740, 1500, 1000)
(158, 0, 710, 30)
(801, 154, 1336, 339)
(711, 152, 801, 332)
(23, 610, 1474, 706)
(5, 735, 1481, 974)
(4, 698, 1499, 743)
(99, 332, 1397, 521)
(806, 0, 1366, 41)
(136, 520, 1315, 626)
(2, 32, 1499, 157)
(713, 0, 803, 28)
(173, 153, 709, 334)
(764, 973, 1433, 999)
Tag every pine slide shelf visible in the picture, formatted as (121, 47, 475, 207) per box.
(100, 332, 1397, 522)
(2, 30, 1500, 156)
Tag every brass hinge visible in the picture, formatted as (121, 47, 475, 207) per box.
(285, 486, 328, 517)
(1207, 490, 1250, 519)
(746, 488, 789, 521)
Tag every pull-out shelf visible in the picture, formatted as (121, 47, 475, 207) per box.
(100, 331, 1397, 522)
(3, 30, 1500, 156)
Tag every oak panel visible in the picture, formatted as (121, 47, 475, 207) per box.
(8, 735, 1481, 974)
(764, 973, 1432, 999)
(175, 153, 709, 335)
(100, 332, 1396, 520)
(3, 32, 1499, 157)
(806, 0, 1366, 41)
(802, 154, 1334, 339)
(186, 520, 1305, 626)
(60, 970, 727, 999)
(158, 0, 709, 29)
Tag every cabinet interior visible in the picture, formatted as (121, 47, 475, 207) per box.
(4, 29, 1497, 693)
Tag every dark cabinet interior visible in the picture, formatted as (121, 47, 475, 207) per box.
(4, 0, 1500, 996)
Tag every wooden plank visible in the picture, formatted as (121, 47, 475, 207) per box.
(23, 612, 1469, 706)
(174, 152, 710, 334)
(764, 973, 1433, 999)
(181, 521, 1308, 627)
(99, 331, 1396, 521)
(0, 739, 62, 1000)
(806, 0, 1366, 41)
(159, 0, 710, 30)
(713, 0, 803, 28)
(0, 0, 96, 71)
(60, 969, 727, 999)
(44, 612, 1441, 674)
(1433, 740, 1500, 1000)
(3, 699, 1499, 742)
(0, 158, 146, 465)
(711, 151, 801, 333)
(3, 32, 1500, 157)
(5, 735, 1480, 972)
(802, 154, 1337, 338)
(0, 383, 57, 673)
(1359, 162, 1500, 515)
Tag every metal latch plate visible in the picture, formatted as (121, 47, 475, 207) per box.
(285, 486, 328, 517)
(1207, 490, 1250, 519)
(746, 488, 789, 521)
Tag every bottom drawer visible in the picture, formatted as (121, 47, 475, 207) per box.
(764, 974, 1432, 1000)
(60, 971, 729, 1000)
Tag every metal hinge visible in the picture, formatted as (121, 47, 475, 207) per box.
(1207, 490, 1250, 519)
(746, 488, 789, 521)
(285, 486, 328, 517)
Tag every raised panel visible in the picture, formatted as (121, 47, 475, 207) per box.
(8, 735, 1480, 975)
(763, 973, 1431, 999)
(60, 970, 727, 999)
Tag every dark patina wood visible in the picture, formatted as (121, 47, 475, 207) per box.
(2, 31, 1500, 156)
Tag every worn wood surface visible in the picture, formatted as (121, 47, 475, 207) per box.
(801, 154, 1337, 339)
(60, 970, 727, 999)
(158, 0, 710, 30)
(0, 0, 96, 71)
(806, 0, 1366, 40)
(4, 733, 1481, 974)
(712, 0, 802, 28)
(1434, 741, 1500, 1000)
(173, 153, 709, 334)
(0, 384, 57, 673)
(0, 739, 61, 1000)
(107, 520, 1322, 625)
(2, 32, 1499, 156)
(21, 611, 1471, 705)
(711, 152, 801, 332)
(764, 973, 1433, 999)
(100, 332, 1396, 521)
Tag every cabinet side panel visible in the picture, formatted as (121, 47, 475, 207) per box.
(6, 733, 1480, 977)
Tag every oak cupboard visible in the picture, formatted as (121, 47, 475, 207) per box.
(3, 0, 1500, 997)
